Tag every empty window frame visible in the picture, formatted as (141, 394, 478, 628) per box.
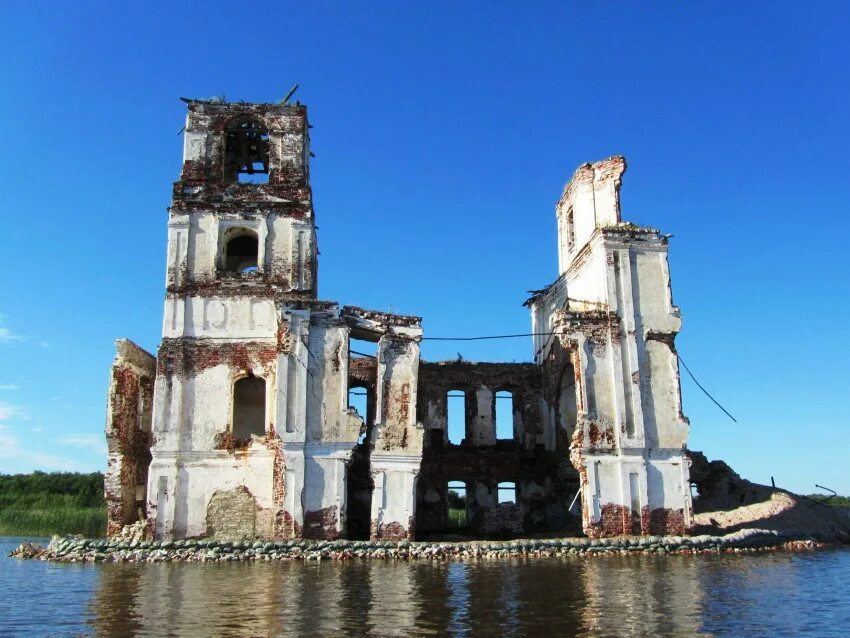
(223, 116, 270, 183)
(497, 482, 517, 505)
(447, 481, 468, 528)
(447, 390, 466, 445)
(349, 338, 378, 359)
(223, 231, 259, 273)
(348, 385, 369, 444)
(566, 207, 575, 251)
(348, 338, 376, 444)
(232, 376, 266, 439)
(495, 390, 514, 440)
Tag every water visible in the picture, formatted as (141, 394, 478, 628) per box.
(2, 537, 849, 637)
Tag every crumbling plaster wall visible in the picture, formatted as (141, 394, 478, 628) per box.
(105, 339, 156, 537)
(147, 332, 284, 539)
(146, 295, 423, 541)
(176, 100, 312, 205)
(148, 302, 368, 541)
(165, 212, 315, 295)
(142, 98, 373, 542)
(366, 317, 424, 540)
(108, 98, 697, 543)
(530, 156, 692, 537)
(168, 99, 317, 298)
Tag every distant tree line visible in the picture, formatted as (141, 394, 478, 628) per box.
(0, 471, 105, 508)
(0, 471, 106, 537)
(806, 493, 850, 508)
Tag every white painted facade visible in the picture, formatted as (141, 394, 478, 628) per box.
(105, 100, 693, 541)
(106, 99, 426, 541)
(529, 156, 693, 536)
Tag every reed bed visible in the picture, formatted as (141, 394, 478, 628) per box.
(0, 472, 106, 537)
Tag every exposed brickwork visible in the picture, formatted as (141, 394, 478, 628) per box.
(206, 486, 257, 538)
(277, 510, 302, 540)
(416, 360, 577, 537)
(646, 506, 687, 536)
(417, 361, 544, 447)
(557, 155, 626, 212)
(303, 506, 341, 540)
(265, 425, 288, 538)
(105, 340, 155, 538)
(375, 336, 419, 453)
(587, 421, 615, 449)
(371, 518, 413, 541)
(156, 338, 286, 378)
(586, 503, 687, 538)
(173, 99, 311, 214)
(479, 504, 523, 535)
(587, 503, 631, 538)
(342, 305, 422, 329)
(107, 99, 697, 544)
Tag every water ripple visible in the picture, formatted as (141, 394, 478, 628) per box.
(2, 538, 849, 637)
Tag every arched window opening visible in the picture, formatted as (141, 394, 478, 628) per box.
(497, 482, 517, 505)
(447, 481, 468, 528)
(447, 390, 466, 445)
(224, 117, 270, 184)
(348, 385, 369, 444)
(566, 207, 575, 251)
(224, 233, 259, 273)
(495, 390, 514, 440)
(233, 376, 266, 439)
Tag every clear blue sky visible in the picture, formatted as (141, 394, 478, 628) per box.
(1, 1, 848, 495)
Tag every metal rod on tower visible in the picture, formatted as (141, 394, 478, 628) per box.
(282, 84, 300, 104)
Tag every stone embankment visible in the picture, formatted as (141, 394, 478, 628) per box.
(9, 529, 832, 563)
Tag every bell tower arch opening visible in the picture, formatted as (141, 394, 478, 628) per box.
(223, 230, 260, 274)
(223, 116, 270, 184)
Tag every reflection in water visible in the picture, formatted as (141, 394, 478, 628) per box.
(89, 556, 703, 637)
(580, 556, 703, 636)
(366, 561, 420, 636)
(80, 551, 850, 637)
(446, 563, 471, 636)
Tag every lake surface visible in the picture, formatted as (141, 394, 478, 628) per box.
(2, 537, 849, 637)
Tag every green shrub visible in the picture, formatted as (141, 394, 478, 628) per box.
(0, 472, 107, 536)
(447, 507, 467, 529)
(805, 494, 850, 508)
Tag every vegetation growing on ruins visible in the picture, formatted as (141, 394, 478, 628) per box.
(0, 472, 106, 537)
(806, 494, 850, 508)
(447, 489, 468, 528)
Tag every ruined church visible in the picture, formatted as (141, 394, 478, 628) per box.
(105, 97, 692, 541)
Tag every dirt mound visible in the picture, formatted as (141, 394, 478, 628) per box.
(687, 451, 850, 542)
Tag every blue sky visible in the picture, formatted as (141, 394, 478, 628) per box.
(1, 1, 848, 494)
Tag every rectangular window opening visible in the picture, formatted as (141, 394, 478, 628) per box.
(495, 390, 514, 440)
(348, 386, 369, 444)
(349, 338, 378, 360)
(497, 481, 517, 505)
(447, 391, 466, 445)
(447, 481, 468, 529)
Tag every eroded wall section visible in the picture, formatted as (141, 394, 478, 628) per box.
(105, 339, 156, 537)
(530, 156, 692, 537)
